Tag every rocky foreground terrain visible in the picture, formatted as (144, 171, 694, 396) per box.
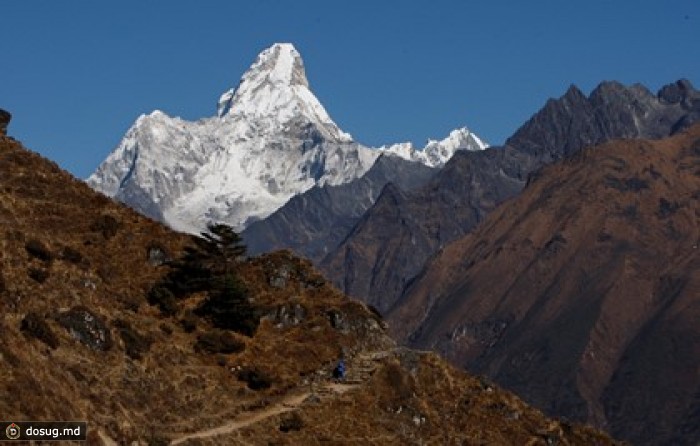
(0, 131, 616, 443)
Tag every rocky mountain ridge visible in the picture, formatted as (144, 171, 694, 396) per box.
(321, 79, 700, 314)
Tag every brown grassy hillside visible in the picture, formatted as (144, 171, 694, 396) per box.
(0, 134, 617, 445)
(390, 124, 700, 445)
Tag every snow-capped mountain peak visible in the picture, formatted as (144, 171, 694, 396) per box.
(427, 127, 486, 153)
(244, 43, 308, 88)
(422, 127, 487, 165)
(215, 43, 349, 142)
(377, 127, 487, 167)
(88, 43, 487, 234)
(218, 43, 307, 116)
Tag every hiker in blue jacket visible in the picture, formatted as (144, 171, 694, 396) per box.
(333, 359, 346, 380)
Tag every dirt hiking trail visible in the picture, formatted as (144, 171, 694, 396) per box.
(169, 350, 386, 445)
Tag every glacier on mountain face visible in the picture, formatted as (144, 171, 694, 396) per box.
(88, 43, 488, 233)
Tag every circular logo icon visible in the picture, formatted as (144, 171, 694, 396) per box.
(5, 423, 20, 440)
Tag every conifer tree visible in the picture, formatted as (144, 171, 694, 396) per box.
(199, 273, 258, 336)
(192, 223, 247, 277)
(191, 223, 259, 336)
(164, 223, 247, 295)
(150, 223, 259, 335)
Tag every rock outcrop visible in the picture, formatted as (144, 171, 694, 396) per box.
(0, 108, 11, 136)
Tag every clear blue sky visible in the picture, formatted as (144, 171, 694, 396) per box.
(2, 0, 698, 178)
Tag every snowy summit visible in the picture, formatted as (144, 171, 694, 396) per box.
(88, 43, 487, 233)
(216, 43, 351, 142)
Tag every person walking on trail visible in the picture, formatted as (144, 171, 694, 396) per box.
(333, 359, 346, 381)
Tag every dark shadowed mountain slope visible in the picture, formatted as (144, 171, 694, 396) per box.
(242, 154, 437, 262)
(389, 125, 700, 445)
(321, 79, 700, 314)
(0, 131, 617, 443)
(321, 147, 536, 312)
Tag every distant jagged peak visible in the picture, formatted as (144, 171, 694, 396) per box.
(558, 81, 654, 106)
(216, 43, 349, 141)
(507, 78, 700, 156)
(218, 43, 308, 117)
(589, 78, 698, 106)
(562, 83, 586, 100)
(377, 127, 487, 168)
(426, 127, 487, 150)
(658, 78, 699, 105)
(248, 43, 308, 88)
(589, 80, 656, 103)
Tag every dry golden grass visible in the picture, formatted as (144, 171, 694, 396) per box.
(0, 136, 620, 445)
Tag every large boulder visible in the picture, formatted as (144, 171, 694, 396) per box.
(56, 306, 113, 351)
(0, 108, 10, 136)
